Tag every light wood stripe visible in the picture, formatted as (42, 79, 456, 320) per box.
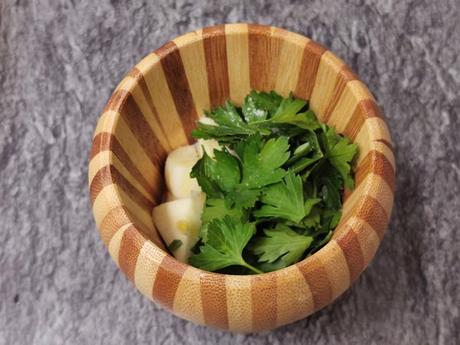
(276, 267, 314, 327)
(251, 273, 277, 331)
(136, 53, 189, 148)
(172, 268, 205, 325)
(350, 217, 381, 265)
(92, 184, 153, 234)
(323, 65, 358, 122)
(354, 150, 395, 191)
(110, 89, 168, 171)
(156, 41, 199, 143)
(134, 242, 166, 299)
(93, 110, 117, 138)
(315, 240, 351, 299)
(342, 98, 383, 140)
(335, 226, 365, 282)
(297, 256, 332, 311)
(248, 24, 282, 91)
(355, 117, 392, 164)
(327, 80, 374, 133)
(98, 206, 132, 247)
(225, 23, 250, 105)
(90, 165, 155, 212)
(376, 138, 394, 150)
(103, 87, 125, 113)
(108, 224, 131, 266)
(173, 31, 210, 119)
(203, 25, 230, 108)
(152, 255, 188, 310)
(89, 151, 152, 202)
(294, 40, 327, 100)
(90, 25, 395, 331)
(273, 28, 308, 97)
(90, 133, 155, 198)
(309, 51, 345, 121)
(200, 273, 228, 329)
(342, 173, 393, 226)
(356, 196, 389, 239)
(225, 276, 252, 332)
(97, 113, 161, 194)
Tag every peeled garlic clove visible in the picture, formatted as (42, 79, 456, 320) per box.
(152, 193, 205, 263)
(196, 139, 221, 157)
(165, 144, 202, 199)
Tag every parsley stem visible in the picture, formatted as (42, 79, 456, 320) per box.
(242, 262, 264, 275)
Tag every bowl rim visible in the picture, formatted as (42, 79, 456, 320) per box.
(89, 22, 395, 328)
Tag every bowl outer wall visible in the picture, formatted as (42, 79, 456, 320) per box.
(88, 23, 395, 332)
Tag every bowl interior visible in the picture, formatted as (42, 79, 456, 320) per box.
(89, 23, 395, 332)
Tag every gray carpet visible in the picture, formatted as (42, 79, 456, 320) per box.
(1, 1, 459, 344)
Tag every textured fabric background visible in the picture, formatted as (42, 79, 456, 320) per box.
(1, 1, 459, 344)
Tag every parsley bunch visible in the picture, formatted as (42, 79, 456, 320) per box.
(188, 90, 358, 274)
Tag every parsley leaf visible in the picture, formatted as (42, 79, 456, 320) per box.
(288, 130, 324, 173)
(253, 171, 306, 223)
(200, 198, 247, 242)
(226, 188, 260, 209)
(250, 224, 313, 267)
(185, 90, 359, 275)
(243, 90, 283, 120)
(237, 135, 290, 189)
(192, 101, 270, 143)
(314, 161, 343, 210)
(168, 239, 183, 252)
(271, 96, 320, 130)
(201, 198, 247, 223)
(320, 126, 358, 188)
(211, 149, 241, 192)
(189, 216, 262, 274)
(190, 151, 222, 198)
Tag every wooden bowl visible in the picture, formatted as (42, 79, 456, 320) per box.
(89, 23, 395, 332)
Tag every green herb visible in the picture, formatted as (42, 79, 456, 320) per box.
(250, 224, 313, 267)
(188, 90, 358, 274)
(189, 216, 263, 274)
(253, 171, 307, 223)
(168, 239, 183, 252)
(237, 135, 290, 189)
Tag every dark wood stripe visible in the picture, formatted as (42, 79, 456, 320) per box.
(248, 24, 282, 91)
(297, 257, 332, 311)
(323, 65, 358, 123)
(152, 255, 188, 310)
(90, 132, 155, 198)
(155, 41, 198, 143)
(343, 187, 353, 203)
(356, 196, 388, 239)
(251, 273, 277, 331)
(294, 40, 327, 101)
(111, 89, 168, 173)
(128, 67, 170, 145)
(376, 138, 394, 151)
(203, 25, 230, 108)
(355, 150, 395, 191)
(343, 98, 383, 140)
(200, 273, 229, 329)
(336, 227, 365, 282)
(90, 165, 156, 210)
(103, 88, 127, 113)
(118, 225, 147, 282)
(99, 206, 132, 246)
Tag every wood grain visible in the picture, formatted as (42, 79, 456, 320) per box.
(90, 24, 395, 332)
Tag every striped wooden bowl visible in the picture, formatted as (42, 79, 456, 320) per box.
(89, 23, 395, 332)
